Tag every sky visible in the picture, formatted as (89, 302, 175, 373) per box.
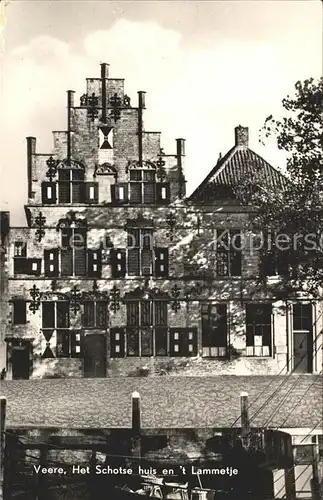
(0, 0, 322, 225)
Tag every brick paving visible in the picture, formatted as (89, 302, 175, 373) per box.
(2, 375, 322, 429)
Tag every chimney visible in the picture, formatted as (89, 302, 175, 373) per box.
(26, 137, 36, 199)
(100, 63, 109, 79)
(138, 91, 146, 109)
(176, 138, 185, 157)
(100, 63, 109, 122)
(234, 125, 249, 147)
(67, 91, 75, 163)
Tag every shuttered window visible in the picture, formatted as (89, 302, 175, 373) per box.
(61, 228, 87, 277)
(169, 328, 197, 357)
(58, 169, 85, 203)
(127, 228, 153, 277)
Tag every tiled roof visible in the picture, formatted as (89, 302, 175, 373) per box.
(2, 375, 322, 429)
(189, 145, 287, 203)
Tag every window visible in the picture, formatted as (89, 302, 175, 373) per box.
(83, 301, 108, 329)
(14, 242, 26, 257)
(57, 331, 82, 358)
(42, 301, 82, 358)
(246, 304, 272, 356)
(13, 241, 41, 276)
(12, 300, 27, 325)
(293, 303, 312, 331)
(201, 304, 227, 357)
(58, 168, 85, 203)
(44, 249, 59, 277)
(293, 444, 315, 465)
(111, 300, 168, 357)
(127, 228, 153, 276)
(41, 182, 57, 204)
(129, 169, 156, 204)
(262, 231, 289, 276)
(169, 328, 197, 356)
(61, 228, 86, 277)
(215, 229, 241, 276)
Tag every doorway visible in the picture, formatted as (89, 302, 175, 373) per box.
(83, 333, 106, 377)
(11, 342, 31, 379)
(293, 304, 313, 373)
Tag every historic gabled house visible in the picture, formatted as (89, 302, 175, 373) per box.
(1, 63, 322, 380)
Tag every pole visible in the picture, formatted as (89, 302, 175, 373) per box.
(0, 397, 7, 500)
(240, 392, 250, 437)
(131, 391, 141, 460)
(67, 90, 75, 164)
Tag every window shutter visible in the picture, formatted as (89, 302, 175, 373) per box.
(110, 327, 125, 357)
(87, 249, 102, 278)
(169, 328, 197, 356)
(41, 182, 57, 204)
(154, 248, 169, 277)
(156, 183, 170, 204)
(71, 332, 83, 358)
(143, 183, 156, 203)
(111, 184, 128, 204)
(85, 182, 99, 204)
(187, 328, 198, 356)
(111, 249, 126, 278)
(44, 249, 59, 277)
(170, 329, 182, 357)
(129, 183, 142, 204)
(28, 258, 42, 276)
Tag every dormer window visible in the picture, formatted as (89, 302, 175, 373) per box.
(111, 160, 170, 206)
(129, 168, 156, 204)
(58, 169, 85, 203)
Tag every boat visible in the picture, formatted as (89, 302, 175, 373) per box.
(114, 474, 219, 499)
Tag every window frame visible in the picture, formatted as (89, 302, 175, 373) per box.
(201, 303, 228, 358)
(123, 300, 168, 357)
(126, 228, 154, 277)
(245, 303, 273, 357)
(12, 300, 27, 325)
(83, 300, 109, 329)
(41, 301, 81, 358)
(61, 228, 87, 277)
(129, 168, 156, 204)
(215, 229, 242, 277)
(57, 168, 85, 204)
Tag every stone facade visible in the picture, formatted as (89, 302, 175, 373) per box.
(2, 63, 322, 379)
